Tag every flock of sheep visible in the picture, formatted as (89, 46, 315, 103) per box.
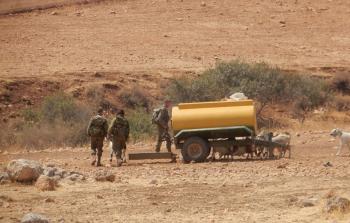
(211, 129, 348, 161)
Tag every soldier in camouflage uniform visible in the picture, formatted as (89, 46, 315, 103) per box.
(108, 109, 130, 167)
(154, 101, 172, 153)
(87, 108, 108, 167)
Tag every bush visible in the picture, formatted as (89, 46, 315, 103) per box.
(333, 95, 350, 112)
(167, 60, 332, 124)
(0, 92, 94, 149)
(127, 108, 155, 142)
(332, 73, 350, 95)
(41, 93, 79, 123)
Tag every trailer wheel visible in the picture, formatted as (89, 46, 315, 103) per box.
(182, 137, 209, 162)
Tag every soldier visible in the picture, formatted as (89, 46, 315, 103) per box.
(87, 108, 108, 167)
(108, 109, 130, 167)
(153, 100, 172, 152)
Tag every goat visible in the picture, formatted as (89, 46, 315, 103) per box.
(330, 128, 350, 156)
(272, 132, 291, 158)
(211, 145, 254, 161)
(255, 131, 291, 158)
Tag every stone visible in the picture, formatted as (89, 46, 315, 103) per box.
(0, 172, 10, 184)
(277, 163, 288, 169)
(200, 1, 206, 6)
(66, 173, 85, 182)
(94, 171, 115, 182)
(323, 162, 333, 167)
(51, 11, 57, 15)
(298, 198, 317, 207)
(324, 196, 350, 214)
(54, 169, 65, 178)
(149, 179, 158, 185)
(43, 167, 56, 177)
(6, 159, 43, 183)
(44, 198, 54, 203)
(21, 213, 49, 223)
(35, 175, 57, 191)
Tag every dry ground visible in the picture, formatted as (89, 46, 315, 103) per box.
(1, 0, 350, 222)
(1, 130, 350, 222)
(1, 0, 350, 80)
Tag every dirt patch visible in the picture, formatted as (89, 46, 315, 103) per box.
(1, 130, 350, 222)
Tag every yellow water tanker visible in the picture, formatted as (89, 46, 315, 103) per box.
(171, 100, 257, 133)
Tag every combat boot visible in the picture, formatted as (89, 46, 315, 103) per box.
(109, 154, 113, 163)
(116, 158, 122, 167)
(96, 155, 102, 167)
(155, 145, 160, 153)
(91, 155, 96, 166)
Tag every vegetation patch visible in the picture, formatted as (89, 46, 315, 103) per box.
(167, 60, 332, 125)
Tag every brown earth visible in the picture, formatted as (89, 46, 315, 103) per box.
(1, 0, 350, 222)
(1, 0, 350, 118)
(1, 130, 350, 222)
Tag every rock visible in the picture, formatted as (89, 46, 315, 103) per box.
(110, 10, 116, 14)
(66, 173, 85, 182)
(44, 198, 54, 203)
(324, 196, 350, 214)
(323, 162, 333, 167)
(35, 175, 57, 191)
(149, 179, 158, 185)
(0, 172, 10, 184)
(277, 163, 288, 169)
(298, 198, 317, 207)
(200, 1, 206, 6)
(6, 159, 43, 183)
(54, 169, 65, 178)
(21, 213, 49, 223)
(94, 171, 115, 182)
(50, 11, 57, 15)
(43, 167, 56, 177)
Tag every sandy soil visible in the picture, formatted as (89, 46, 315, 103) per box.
(1, 0, 350, 222)
(0, 0, 350, 80)
(1, 130, 350, 223)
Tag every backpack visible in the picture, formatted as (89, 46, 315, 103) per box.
(151, 108, 161, 124)
(88, 116, 107, 137)
(111, 117, 129, 141)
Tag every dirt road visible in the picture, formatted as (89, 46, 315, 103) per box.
(1, 130, 350, 222)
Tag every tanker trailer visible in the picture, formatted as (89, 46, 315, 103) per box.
(171, 100, 258, 162)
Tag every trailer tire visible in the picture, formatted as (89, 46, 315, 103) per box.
(181, 137, 209, 162)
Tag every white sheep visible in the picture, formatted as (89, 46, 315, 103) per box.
(272, 132, 291, 158)
(330, 128, 350, 156)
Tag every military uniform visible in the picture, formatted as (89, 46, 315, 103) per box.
(108, 114, 129, 166)
(155, 107, 171, 152)
(87, 114, 108, 166)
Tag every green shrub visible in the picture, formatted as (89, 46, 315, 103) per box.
(332, 73, 350, 95)
(127, 108, 155, 142)
(41, 93, 79, 123)
(22, 108, 40, 124)
(167, 60, 332, 124)
(0, 92, 94, 149)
